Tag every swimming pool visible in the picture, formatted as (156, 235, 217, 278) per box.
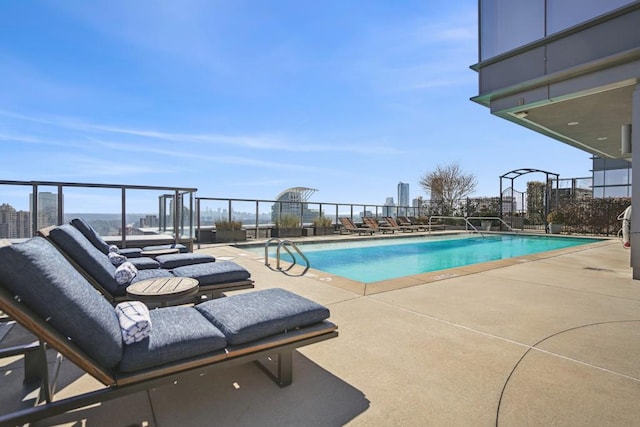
(260, 234, 602, 283)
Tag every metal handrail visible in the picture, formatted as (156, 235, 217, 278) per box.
(428, 215, 484, 238)
(264, 238, 310, 276)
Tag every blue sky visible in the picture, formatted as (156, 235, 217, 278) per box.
(0, 0, 590, 210)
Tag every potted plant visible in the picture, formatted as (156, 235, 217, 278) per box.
(214, 219, 247, 242)
(312, 215, 334, 236)
(478, 207, 498, 231)
(272, 214, 302, 238)
(547, 210, 565, 234)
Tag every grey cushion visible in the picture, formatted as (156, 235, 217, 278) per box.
(156, 253, 215, 269)
(195, 288, 330, 345)
(118, 248, 143, 258)
(142, 243, 188, 253)
(119, 306, 226, 372)
(0, 237, 123, 368)
(171, 261, 250, 286)
(128, 257, 161, 270)
(48, 224, 121, 295)
(70, 217, 111, 254)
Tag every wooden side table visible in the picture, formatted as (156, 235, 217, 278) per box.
(126, 277, 199, 307)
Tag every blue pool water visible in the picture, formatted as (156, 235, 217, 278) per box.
(262, 234, 602, 283)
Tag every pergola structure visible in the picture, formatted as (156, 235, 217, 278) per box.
(499, 168, 559, 227)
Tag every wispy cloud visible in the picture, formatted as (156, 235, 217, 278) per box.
(0, 110, 403, 156)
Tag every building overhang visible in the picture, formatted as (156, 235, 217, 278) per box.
(472, 3, 640, 160)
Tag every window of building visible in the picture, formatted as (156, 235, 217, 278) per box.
(480, 0, 635, 60)
(547, 0, 635, 34)
(480, 0, 545, 60)
(603, 185, 630, 198)
(593, 170, 605, 186)
(605, 168, 630, 186)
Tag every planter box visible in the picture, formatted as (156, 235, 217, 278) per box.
(480, 220, 493, 231)
(215, 229, 247, 243)
(549, 223, 563, 234)
(271, 228, 302, 238)
(197, 229, 215, 243)
(313, 226, 334, 236)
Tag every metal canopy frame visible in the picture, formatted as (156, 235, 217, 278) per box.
(499, 168, 559, 228)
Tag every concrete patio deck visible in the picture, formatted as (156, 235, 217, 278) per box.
(1, 235, 639, 426)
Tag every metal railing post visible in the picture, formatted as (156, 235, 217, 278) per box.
(173, 190, 179, 244)
(196, 197, 201, 249)
(57, 185, 64, 226)
(31, 183, 38, 237)
(121, 187, 127, 248)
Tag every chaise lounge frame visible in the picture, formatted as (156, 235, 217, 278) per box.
(338, 217, 375, 235)
(38, 225, 254, 304)
(0, 240, 338, 426)
(0, 285, 337, 425)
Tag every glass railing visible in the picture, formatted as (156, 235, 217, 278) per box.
(194, 196, 424, 243)
(0, 180, 196, 248)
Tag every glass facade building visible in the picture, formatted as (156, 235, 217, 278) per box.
(480, 0, 636, 60)
(397, 182, 410, 216)
(473, 1, 640, 276)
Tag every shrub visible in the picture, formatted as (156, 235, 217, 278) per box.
(215, 220, 243, 231)
(275, 214, 300, 228)
(312, 215, 333, 227)
(546, 210, 565, 223)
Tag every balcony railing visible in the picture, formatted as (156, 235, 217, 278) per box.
(3, 180, 620, 247)
(0, 180, 196, 248)
(194, 196, 425, 241)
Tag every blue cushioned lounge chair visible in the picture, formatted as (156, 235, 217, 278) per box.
(71, 216, 187, 256)
(0, 237, 337, 426)
(40, 224, 254, 303)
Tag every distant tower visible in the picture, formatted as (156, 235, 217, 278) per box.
(397, 182, 410, 216)
(29, 191, 58, 229)
(383, 197, 395, 217)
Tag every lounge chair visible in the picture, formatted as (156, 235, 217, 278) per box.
(401, 216, 430, 231)
(384, 217, 420, 232)
(338, 217, 375, 235)
(40, 224, 253, 303)
(362, 217, 397, 234)
(70, 217, 188, 257)
(0, 237, 337, 426)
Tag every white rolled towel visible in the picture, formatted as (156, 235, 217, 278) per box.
(108, 251, 127, 266)
(115, 301, 152, 344)
(115, 261, 138, 285)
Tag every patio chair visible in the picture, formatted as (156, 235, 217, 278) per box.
(384, 217, 419, 232)
(402, 216, 430, 231)
(338, 217, 375, 235)
(362, 217, 397, 234)
(0, 237, 337, 426)
(70, 217, 188, 257)
(40, 224, 254, 303)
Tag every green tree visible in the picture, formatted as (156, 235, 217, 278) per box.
(526, 181, 545, 224)
(419, 162, 477, 216)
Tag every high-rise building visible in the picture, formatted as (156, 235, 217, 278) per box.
(397, 182, 409, 216)
(383, 197, 395, 217)
(472, 1, 640, 276)
(0, 203, 31, 239)
(29, 191, 59, 230)
(271, 187, 319, 224)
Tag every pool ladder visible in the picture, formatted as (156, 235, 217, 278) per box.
(264, 238, 310, 276)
